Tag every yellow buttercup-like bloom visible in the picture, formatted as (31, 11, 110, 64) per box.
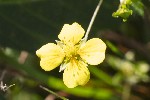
(36, 22, 106, 88)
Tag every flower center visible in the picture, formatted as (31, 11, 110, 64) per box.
(59, 42, 83, 72)
(63, 43, 80, 61)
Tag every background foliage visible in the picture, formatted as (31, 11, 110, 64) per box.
(0, 0, 150, 100)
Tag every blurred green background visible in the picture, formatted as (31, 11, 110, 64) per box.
(0, 0, 150, 100)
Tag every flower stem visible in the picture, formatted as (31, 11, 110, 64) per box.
(39, 85, 69, 100)
(84, 0, 104, 41)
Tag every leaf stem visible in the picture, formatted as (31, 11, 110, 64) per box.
(84, 0, 103, 41)
(40, 85, 69, 100)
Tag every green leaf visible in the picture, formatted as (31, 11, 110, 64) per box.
(106, 41, 122, 56)
(89, 66, 113, 86)
(131, 0, 144, 16)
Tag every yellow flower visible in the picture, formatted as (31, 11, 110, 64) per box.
(36, 22, 106, 88)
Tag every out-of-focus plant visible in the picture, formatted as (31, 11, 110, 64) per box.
(0, 47, 113, 99)
(107, 51, 149, 100)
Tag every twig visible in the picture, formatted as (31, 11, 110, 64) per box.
(100, 30, 150, 63)
(0, 70, 15, 92)
(40, 85, 69, 100)
(0, 81, 15, 92)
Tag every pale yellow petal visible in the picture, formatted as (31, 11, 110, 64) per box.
(36, 43, 63, 58)
(78, 38, 106, 65)
(58, 22, 85, 44)
(63, 60, 90, 88)
(40, 56, 64, 71)
(36, 43, 65, 71)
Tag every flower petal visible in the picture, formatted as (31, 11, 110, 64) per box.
(78, 38, 106, 65)
(58, 22, 85, 44)
(63, 60, 90, 88)
(36, 43, 62, 58)
(36, 43, 65, 71)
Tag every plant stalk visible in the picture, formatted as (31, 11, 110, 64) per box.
(84, 0, 103, 41)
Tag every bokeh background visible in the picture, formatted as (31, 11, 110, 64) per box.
(0, 0, 150, 100)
